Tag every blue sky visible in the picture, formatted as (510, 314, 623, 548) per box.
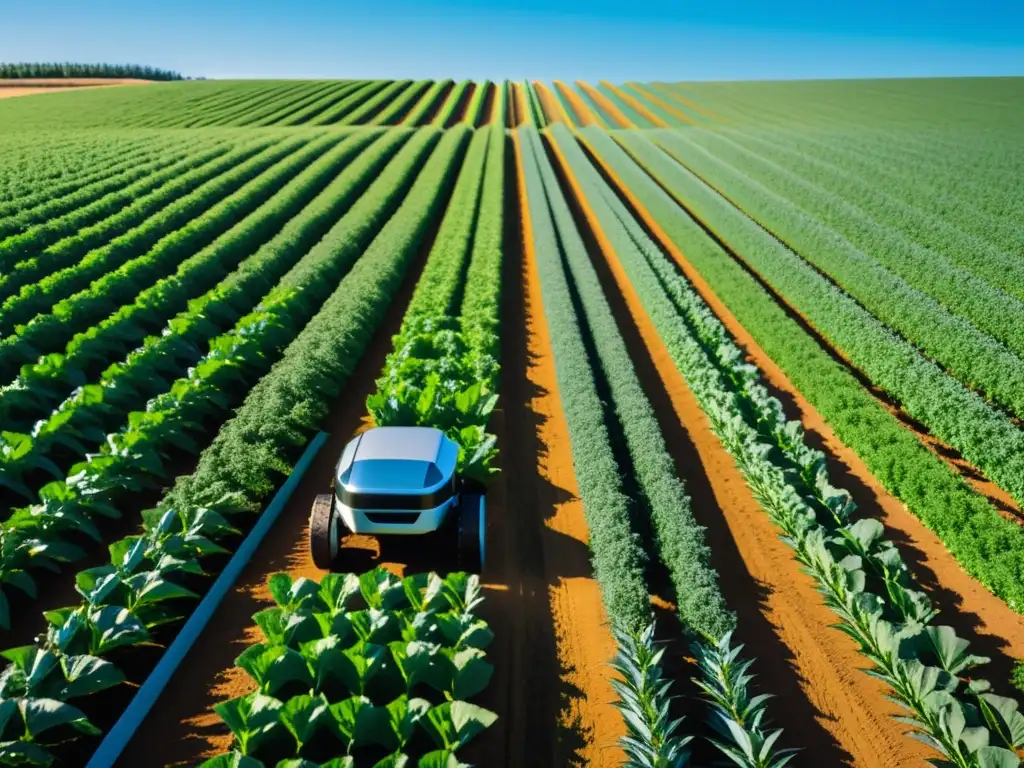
(2, 0, 1022, 80)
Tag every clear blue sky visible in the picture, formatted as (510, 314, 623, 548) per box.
(2, 0, 1022, 81)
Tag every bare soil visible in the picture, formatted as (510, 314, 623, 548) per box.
(553, 81, 601, 127)
(0, 78, 151, 99)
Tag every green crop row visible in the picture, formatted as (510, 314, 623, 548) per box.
(367, 126, 502, 481)
(0, 129, 439, 632)
(0, 136, 236, 277)
(339, 81, 415, 126)
(276, 82, 369, 127)
(370, 80, 432, 126)
(716, 122, 1024, 261)
(0, 134, 323, 382)
(546, 123, 793, 768)
(516, 126, 649, 627)
(227, 82, 335, 128)
(574, 126, 1024, 767)
(186, 83, 311, 128)
(0, 130, 394, 510)
(0, 138, 244, 315)
(308, 82, 392, 127)
(462, 81, 492, 126)
(539, 126, 733, 640)
(403, 81, 453, 127)
(199, 569, 497, 767)
(431, 81, 472, 127)
(610, 130, 1024, 512)
(0, 134, 206, 239)
(0, 130, 373, 442)
(650, 129, 1024, 418)
(692, 126, 1024, 304)
(0, 133, 171, 205)
(578, 124, 1024, 621)
(0, 128, 466, 764)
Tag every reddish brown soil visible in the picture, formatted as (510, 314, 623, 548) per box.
(115, 132, 622, 768)
(625, 83, 695, 124)
(574, 81, 633, 128)
(0, 78, 151, 98)
(531, 81, 571, 125)
(553, 81, 601, 127)
(570, 130, 1024, 756)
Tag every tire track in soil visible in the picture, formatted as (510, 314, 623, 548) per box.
(573, 129, 1024, 752)
(545, 128, 936, 767)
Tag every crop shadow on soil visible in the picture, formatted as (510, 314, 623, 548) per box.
(476, 133, 592, 766)
(543, 132, 855, 765)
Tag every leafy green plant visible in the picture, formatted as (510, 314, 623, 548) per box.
(366, 125, 504, 484)
(691, 632, 797, 768)
(203, 569, 496, 766)
(609, 623, 692, 768)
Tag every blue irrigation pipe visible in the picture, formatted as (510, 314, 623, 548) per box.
(85, 430, 330, 768)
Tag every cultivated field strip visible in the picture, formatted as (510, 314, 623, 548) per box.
(0, 130, 395, 515)
(0, 139, 243, 309)
(0, 134, 327, 379)
(691, 126, 1024, 302)
(0, 128, 453, 633)
(0, 134, 196, 215)
(0, 134, 222, 242)
(577, 125, 1024, 621)
(0, 78, 1023, 768)
(650, 130, 1024, 394)
(610, 130, 1024, 512)
(551, 123, 1024, 765)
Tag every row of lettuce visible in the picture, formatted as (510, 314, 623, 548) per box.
(517, 124, 798, 766)
(0, 127, 491, 764)
(198, 569, 498, 768)
(559, 124, 1024, 764)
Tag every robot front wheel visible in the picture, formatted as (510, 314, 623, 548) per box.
(308, 492, 486, 573)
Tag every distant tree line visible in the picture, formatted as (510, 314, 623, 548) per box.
(0, 63, 187, 81)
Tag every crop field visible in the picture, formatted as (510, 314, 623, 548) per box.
(0, 77, 1022, 768)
